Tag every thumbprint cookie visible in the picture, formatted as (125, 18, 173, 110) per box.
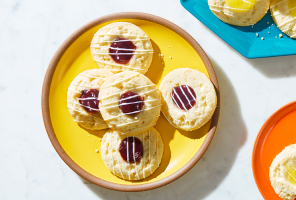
(90, 22, 154, 74)
(208, 0, 270, 26)
(159, 68, 217, 131)
(67, 69, 113, 130)
(99, 71, 161, 136)
(270, 0, 296, 38)
(101, 127, 164, 180)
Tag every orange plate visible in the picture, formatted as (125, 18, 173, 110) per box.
(252, 101, 296, 199)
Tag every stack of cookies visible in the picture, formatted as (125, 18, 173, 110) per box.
(66, 22, 217, 180)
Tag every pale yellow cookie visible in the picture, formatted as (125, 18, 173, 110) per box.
(270, 144, 296, 200)
(100, 127, 164, 180)
(67, 69, 113, 130)
(90, 22, 153, 74)
(271, 0, 296, 38)
(99, 71, 161, 136)
(208, 0, 270, 26)
(159, 68, 217, 131)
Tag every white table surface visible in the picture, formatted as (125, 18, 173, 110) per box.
(1, 0, 296, 199)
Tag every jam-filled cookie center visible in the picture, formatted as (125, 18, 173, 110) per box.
(171, 85, 196, 110)
(119, 91, 144, 115)
(109, 37, 136, 64)
(225, 0, 256, 12)
(79, 89, 100, 113)
(119, 137, 143, 163)
(287, 0, 296, 18)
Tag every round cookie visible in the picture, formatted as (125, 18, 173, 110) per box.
(270, 0, 296, 38)
(67, 69, 113, 130)
(99, 71, 161, 136)
(159, 68, 217, 131)
(100, 127, 164, 180)
(270, 144, 296, 200)
(90, 22, 154, 74)
(208, 0, 270, 26)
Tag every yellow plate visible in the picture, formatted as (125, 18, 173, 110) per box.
(42, 13, 220, 191)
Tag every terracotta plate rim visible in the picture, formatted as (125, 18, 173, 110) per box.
(252, 101, 296, 199)
(41, 12, 220, 192)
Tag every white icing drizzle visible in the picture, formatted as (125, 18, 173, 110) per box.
(70, 83, 99, 88)
(92, 46, 154, 52)
(73, 119, 106, 125)
(277, 16, 296, 27)
(209, 4, 268, 13)
(94, 33, 149, 38)
(241, 0, 254, 4)
(122, 124, 156, 135)
(68, 88, 81, 94)
(67, 106, 101, 119)
(103, 105, 161, 121)
(99, 86, 156, 101)
(93, 59, 146, 71)
(133, 136, 140, 180)
(149, 129, 152, 174)
(100, 74, 140, 89)
(172, 87, 188, 111)
(76, 97, 97, 100)
(91, 52, 153, 55)
(270, 0, 285, 9)
(282, 163, 296, 182)
(110, 133, 115, 174)
(101, 99, 159, 110)
(116, 115, 160, 127)
(66, 100, 100, 111)
(79, 73, 107, 79)
(179, 85, 193, 108)
(142, 132, 145, 179)
(90, 38, 150, 44)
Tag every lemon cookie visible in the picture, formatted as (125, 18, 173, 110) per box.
(270, 144, 296, 200)
(159, 68, 217, 131)
(208, 0, 270, 26)
(90, 22, 154, 74)
(270, 0, 296, 38)
(101, 127, 164, 180)
(67, 69, 113, 130)
(99, 71, 161, 136)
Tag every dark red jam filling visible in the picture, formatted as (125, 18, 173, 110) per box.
(119, 91, 144, 115)
(109, 37, 136, 64)
(119, 137, 143, 163)
(79, 89, 100, 113)
(171, 85, 196, 110)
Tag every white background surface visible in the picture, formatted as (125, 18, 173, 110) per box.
(1, 0, 296, 199)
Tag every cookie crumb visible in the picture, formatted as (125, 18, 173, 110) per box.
(279, 34, 283, 38)
(88, 135, 90, 137)
(261, 37, 264, 40)
(99, 139, 102, 142)
(267, 22, 269, 24)
(256, 33, 259, 37)
(93, 140, 95, 142)
(252, 25, 254, 28)
(268, 31, 270, 34)
(269, 27, 271, 29)
(169, 56, 172, 59)
(272, 24, 274, 26)
(168, 46, 170, 48)
(275, 36, 278, 38)
(95, 149, 99, 153)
